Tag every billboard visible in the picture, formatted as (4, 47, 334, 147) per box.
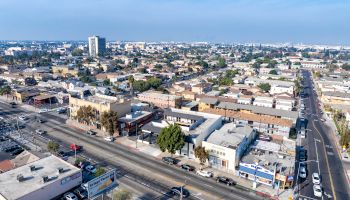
(86, 169, 118, 199)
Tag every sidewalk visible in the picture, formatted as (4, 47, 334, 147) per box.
(115, 136, 291, 200)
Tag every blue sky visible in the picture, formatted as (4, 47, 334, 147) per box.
(0, 0, 349, 44)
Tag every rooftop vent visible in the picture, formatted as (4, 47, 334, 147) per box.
(57, 167, 64, 174)
(42, 176, 49, 183)
(29, 165, 36, 171)
(17, 174, 24, 182)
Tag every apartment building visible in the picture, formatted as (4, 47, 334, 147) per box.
(69, 93, 131, 130)
(137, 91, 182, 108)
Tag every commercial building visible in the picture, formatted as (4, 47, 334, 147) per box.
(202, 123, 257, 173)
(88, 36, 106, 57)
(137, 91, 182, 108)
(0, 155, 82, 200)
(69, 93, 131, 130)
(118, 111, 153, 135)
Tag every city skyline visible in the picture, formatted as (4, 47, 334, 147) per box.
(1, 0, 350, 45)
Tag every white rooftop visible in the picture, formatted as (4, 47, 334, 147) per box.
(206, 123, 254, 149)
(0, 155, 81, 200)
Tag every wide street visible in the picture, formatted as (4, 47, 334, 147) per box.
(297, 70, 350, 200)
(0, 101, 262, 200)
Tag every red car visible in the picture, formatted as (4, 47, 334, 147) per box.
(70, 144, 82, 151)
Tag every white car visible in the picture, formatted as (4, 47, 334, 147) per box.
(299, 166, 307, 179)
(104, 136, 114, 142)
(64, 192, 78, 200)
(35, 129, 45, 135)
(18, 116, 27, 121)
(312, 173, 321, 184)
(196, 170, 213, 178)
(85, 165, 96, 173)
(300, 131, 306, 139)
(313, 184, 322, 197)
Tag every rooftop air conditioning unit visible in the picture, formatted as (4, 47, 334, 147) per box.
(57, 167, 64, 174)
(42, 176, 49, 183)
(29, 165, 36, 171)
(17, 174, 24, 182)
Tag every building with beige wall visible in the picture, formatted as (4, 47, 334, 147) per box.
(52, 65, 80, 77)
(137, 91, 182, 108)
(69, 93, 131, 130)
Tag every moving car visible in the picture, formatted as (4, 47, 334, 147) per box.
(85, 165, 97, 173)
(64, 192, 78, 200)
(104, 136, 114, 142)
(216, 176, 236, 186)
(313, 184, 322, 197)
(170, 187, 190, 198)
(312, 173, 321, 184)
(37, 118, 45, 123)
(70, 144, 82, 151)
(162, 157, 176, 165)
(181, 164, 195, 171)
(196, 170, 213, 178)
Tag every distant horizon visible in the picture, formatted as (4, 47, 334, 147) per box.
(1, 1, 350, 45)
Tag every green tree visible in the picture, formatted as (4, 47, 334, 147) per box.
(128, 75, 134, 95)
(72, 48, 83, 56)
(95, 167, 106, 177)
(218, 57, 227, 68)
(157, 124, 185, 156)
(258, 83, 271, 93)
(0, 85, 12, 95)
(76, 105, 95, 125)
(147, 77, 161, 89)
(113, 189, 132, 200)
(269, 69, 278, 75)
(103, 79, 111, 86)
(47, 141, 60, 154)
(194, 146, 209, 169)
(100, 111, 118, 136)
(154, 64, 163, 70)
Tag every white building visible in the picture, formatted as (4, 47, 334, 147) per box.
(88, 36, 106, 57)
(253, 96, 274, 108)
(202, 123, 256, 173)
(0, 155, 82, 200)
(270, 85, 294, 95)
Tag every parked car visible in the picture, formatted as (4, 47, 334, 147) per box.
(5, 146, 21, 153)
(181, 164, 195, 171)
(196, 170, 213, 178)
(86, 129, 96, 135)
(74, 187, 88, 199)
(35, 129, 45, 135)
(57, 107, 67, 114)
(104, 136, 114, 142)
(64, 192, 78, 200)
(299, 166, 307, 179)
(170, 187, 190, 198)
(313, 184, 322, 197)
(58, 151, 69, 160)
(216, 176, 236, 186)
(85, 165, 97, 173)
(312, 173, 321, 184)
(37, 118, 45, 123)
(299, 150, 307, 161)
(18, 116, 27, 121)
(11, 148, 24, 156)
(162, 157, 176, 165)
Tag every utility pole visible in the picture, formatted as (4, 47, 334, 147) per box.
(135, 123, 138, 149)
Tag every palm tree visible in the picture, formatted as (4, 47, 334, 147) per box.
(128, 75, 134, 96)
(100, 111, 118, 136)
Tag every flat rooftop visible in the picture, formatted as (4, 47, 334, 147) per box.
(119, 111, 152, 123)
(206, 123, 254, 149)
(0, 155, 81, 200)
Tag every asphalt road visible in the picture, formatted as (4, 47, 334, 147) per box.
(297, 70, 350, 200)
(0, 101, 262, 200)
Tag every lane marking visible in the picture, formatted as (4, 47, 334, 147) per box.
(312, 120, 337, 200)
